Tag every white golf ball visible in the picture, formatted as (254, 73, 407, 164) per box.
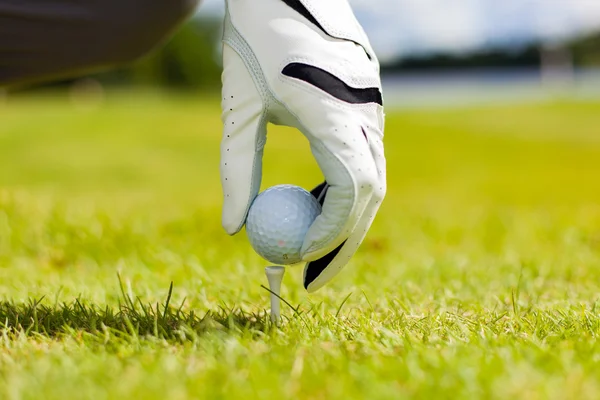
(246, 184, 322, 265)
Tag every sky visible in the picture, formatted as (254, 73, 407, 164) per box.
(198, 0, 600, 63)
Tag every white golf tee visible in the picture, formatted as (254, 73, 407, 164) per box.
(265, 266, 285, 324)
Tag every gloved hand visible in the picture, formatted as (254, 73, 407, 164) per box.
(220, 0, 387, 292)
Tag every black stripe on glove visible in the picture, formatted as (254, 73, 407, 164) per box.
(282, 63, 383, 106)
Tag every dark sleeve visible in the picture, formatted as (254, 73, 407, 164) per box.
(0, 0, 200, 88)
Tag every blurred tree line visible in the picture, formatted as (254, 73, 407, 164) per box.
(571, 32, 600, 66)
(14, 15, 600, 93)
(127, 16, 223, 90)
(382, 30, 600, 73)
(96, 15, 224, 90)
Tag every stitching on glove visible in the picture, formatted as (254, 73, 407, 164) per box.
(223, 18, 270, 104)
(282, 63, 382, 106)
(223, 12, 272, 233)
(280, 56, 380, 89)
(277, 74, 381, 116)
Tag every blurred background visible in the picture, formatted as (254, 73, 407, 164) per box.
(5, 0, 600, 107)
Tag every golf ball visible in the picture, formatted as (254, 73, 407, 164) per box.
(246, 184, 322, 265)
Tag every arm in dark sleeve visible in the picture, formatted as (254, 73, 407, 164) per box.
(0, 0, 200, 88)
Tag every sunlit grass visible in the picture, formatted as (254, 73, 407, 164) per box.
(0, 93, 599, 399)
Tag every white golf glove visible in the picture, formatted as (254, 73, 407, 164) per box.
(220, 0, 387, 292)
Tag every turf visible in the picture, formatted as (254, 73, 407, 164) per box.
(1, 92, 600, 399)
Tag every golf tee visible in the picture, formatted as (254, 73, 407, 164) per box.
(265, 266, 285, 324)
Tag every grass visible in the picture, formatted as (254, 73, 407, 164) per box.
(1, 91, 600, 399)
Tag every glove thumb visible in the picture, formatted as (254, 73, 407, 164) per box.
(220, 44, 267, 235)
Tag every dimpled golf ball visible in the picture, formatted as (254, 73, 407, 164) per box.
(246, 184, 322, 265)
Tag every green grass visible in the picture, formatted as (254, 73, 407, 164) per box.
(1, 92, 600, 399)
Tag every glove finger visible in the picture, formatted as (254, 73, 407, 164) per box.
(300, 119, 378, 260)
(220, 43, 267, 235)
(304, 126, 386, 292)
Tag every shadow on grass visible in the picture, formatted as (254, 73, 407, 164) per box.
(0, 280, 273, 341)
